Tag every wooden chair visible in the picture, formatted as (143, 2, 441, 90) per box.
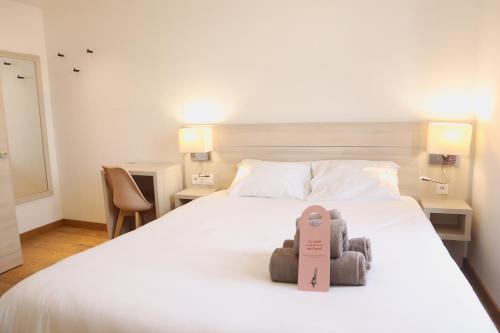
(102, 166, 153, 238)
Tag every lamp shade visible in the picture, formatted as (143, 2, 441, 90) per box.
(178, 127, 213, 153)
(427, 122, 472, 156)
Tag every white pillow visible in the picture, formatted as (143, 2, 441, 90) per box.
(308, 160, 400, 201)
(228, 159, 311, 200)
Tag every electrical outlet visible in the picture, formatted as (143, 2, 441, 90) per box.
(191, 174, 214, 186)
(436, 183, 449, 195)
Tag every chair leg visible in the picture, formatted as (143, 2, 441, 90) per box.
(134, 211, 141, 229)
(114, 210, 125, 238)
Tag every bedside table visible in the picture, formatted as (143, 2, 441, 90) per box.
(420, 198, 472, 267)
(175, 188, 218, 208)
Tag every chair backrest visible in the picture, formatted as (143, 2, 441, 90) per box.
(102, 166, 152, 212)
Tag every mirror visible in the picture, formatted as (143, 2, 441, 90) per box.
(0, 51, 52, 203)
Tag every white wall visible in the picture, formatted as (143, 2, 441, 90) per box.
(41, 0, 482, 223)
(469, 0, 500, 308)
(0, 0, 62, 232)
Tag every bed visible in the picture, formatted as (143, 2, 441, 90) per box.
(0, 191, 496, 332)
(1, 122, 494, 332)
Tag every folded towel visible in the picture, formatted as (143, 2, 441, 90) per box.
(349, 237, 372, 269)
(269, 247, 299, 283)
(330, 251, 367, 286)
(293, 212, 349, 258)
(282, 239, 294, 248)
(269, 248, 367, 286)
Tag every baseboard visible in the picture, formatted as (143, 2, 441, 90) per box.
(20, 219, 107, 240)
(20, 220, 63, 240)
(463, 259, 500, 327)
(61, 219, 107, 231)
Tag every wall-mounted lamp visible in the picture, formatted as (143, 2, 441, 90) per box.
(427, 122, 472, 165)
(420, 122, 472, 186)
(178, 127, 213, 161)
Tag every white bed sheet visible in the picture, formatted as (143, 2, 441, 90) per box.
(0, 192, 496, 333)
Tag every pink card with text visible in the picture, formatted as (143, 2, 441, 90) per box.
(298, 205, 331, 292)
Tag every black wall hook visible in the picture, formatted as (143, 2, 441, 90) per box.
(57, 52, 65, 57)
(17, 75, 25, 79)
(73, 68, 80, 72)
(86, 48, 94, 54)
(3, 61, 11, 66)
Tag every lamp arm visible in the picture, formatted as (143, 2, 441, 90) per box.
(441, 166, 449, 183)
(420, 165, 450, 185)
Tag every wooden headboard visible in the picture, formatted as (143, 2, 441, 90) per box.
(184, 122, 426, 198)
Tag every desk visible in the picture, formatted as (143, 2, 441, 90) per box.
(101, 163, 182, 238)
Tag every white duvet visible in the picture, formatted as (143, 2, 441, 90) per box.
(0, 192, 496, 333)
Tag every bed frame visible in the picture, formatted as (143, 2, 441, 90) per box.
(184, 122, 472, 200)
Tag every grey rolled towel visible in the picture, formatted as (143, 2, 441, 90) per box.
(293, 210, 349, 258)
(349, 237, 372, 270)
(269, 248, 367, 286)
(269, 247, 299, 283)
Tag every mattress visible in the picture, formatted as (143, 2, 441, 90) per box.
(0, 192, 496, 333)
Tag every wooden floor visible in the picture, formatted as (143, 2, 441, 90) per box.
(462, 262, 500, 331)
(0, 226, 498, 331)
(0, 225, 107, 296)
